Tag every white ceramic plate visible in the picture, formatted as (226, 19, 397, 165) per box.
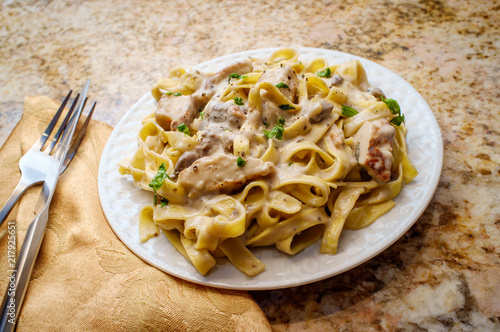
(98, 48, 443, 290)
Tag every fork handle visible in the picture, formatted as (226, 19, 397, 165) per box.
(0, 179, 39, 226)
(0, 201, 49, 331)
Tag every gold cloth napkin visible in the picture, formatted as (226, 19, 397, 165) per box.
(0, 96, 272, 331)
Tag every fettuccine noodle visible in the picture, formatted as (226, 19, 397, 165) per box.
(118, 49, 418, 276)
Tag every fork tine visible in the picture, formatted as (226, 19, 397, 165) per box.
(46, 79, 90, 154)
(60, 100, 96, 173)
(34, 90, 72, 150)
(45, 94, 80, 154)
(52, 82, 89, 165)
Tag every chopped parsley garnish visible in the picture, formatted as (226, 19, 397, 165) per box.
(381, 96, 404, 126)
(279, 104, 295, 110)
(390, 114, 405, 126)
(262, 121, 270, 127)
(341, 105, 359, 117)
(149, 163, 170, 192)
(234, 97, 244, 106)
(317, 68, 332, 78)
(263, 117, 285, 140)
(236, 156, 246, 167)
(199, 111, 205, 119)
(288, 162, 293, 166)
(381, 96, 401, 115)
(149, 163, 171, 206)
(165, 91, 182, 96)
(177, 123, 191, 136)
(275, 82, 289, 89)
(228, 73, 247, 83)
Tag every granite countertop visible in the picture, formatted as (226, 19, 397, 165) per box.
(1, 0, 498, 330)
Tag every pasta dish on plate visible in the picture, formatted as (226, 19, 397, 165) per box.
(118, 48, 417, 276)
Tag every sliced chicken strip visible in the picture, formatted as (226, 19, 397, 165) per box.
(178, 153, 275, 197)
(192, 60, 253, 107)
(353, 118, 395, 182)
(155, 94, 197, 131)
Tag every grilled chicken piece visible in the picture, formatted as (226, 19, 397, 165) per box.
(201, 101, 247, 127)
(353, 118, 395, 182)
(192, 60, 253, 107)
(208, 60, 253, 88)
(155, 94, 197, 131)
(171, 127, 235, 177)
(177, 153, 275, 197)
(257, 65, 299, 101)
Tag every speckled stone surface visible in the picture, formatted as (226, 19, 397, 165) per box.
(1, 0, 499, 330)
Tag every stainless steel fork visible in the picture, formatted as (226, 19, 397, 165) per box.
(0, 80, 96, 332)
(0, 82, 96, 225)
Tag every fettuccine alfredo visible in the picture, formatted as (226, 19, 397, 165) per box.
(118, 49, 418, 276)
